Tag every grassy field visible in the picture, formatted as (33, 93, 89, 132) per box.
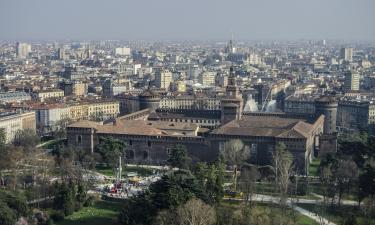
(55, 200, 122, 225)
(297, 203, 375, 225)
(222, 200, 319, 225)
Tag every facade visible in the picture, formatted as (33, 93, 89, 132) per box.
(344, 70, 360, 91)
(0, 111, 36, 143)
(284, 95, 316, 115)
(315, 96, 338, 134)
(337, 100, 375, 133)
(199, 72, 216, 86)
(35, 104, 70, 134)
(340, 47, 353, 62)
(221, 67, 243, 124)
(155, 69, 173, 90)
(115, 47, 131, 56)
(159, 96, 221, 110)
(0, 92, 31, 103)
(67, 112, 324, 174)
(35, 89, 65, 101)
(32, 101, 120, 134)
(16, 42, 31, 59)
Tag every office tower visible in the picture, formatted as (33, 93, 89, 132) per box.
(57, 48, 66, 60)
(344, 70, 360, 91)
(340, 47, 353, 62)
(199, 72, 216, 86)
(155, 69, 172, 90)
(16, 42, 31, 59)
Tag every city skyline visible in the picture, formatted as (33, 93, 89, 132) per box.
(1, 0, 375, 41)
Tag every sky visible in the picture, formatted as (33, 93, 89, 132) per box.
(0, 0, 374, 41)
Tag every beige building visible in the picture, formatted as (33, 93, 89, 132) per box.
(36, 89, 65, 101)
(344, 70, 360, 91)
(32, 101, 120, 134)
(0, 111, 36, 143)
(73, 82, 88, 96)
(159, 96, 221, 110)
(155, 69, 173, 90)
(200, 72, 216, 86)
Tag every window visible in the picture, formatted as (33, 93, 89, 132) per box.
(129, 140, 133, 146)
(147, 140, 151, 147)
(143, 151, 149, 159)
(77, 135, 82, 144)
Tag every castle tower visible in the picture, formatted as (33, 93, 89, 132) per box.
(221, 66, 243, 124)
(315, 96, 338, 134)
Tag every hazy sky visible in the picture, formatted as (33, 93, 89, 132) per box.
(0, 0, 374, 41)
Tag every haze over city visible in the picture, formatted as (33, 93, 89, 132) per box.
(1, 0, 375, 41)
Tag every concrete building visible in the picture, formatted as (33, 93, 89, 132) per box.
(337, 100, 375, 133)
(115, 47, 131, 56)
(0, 92, 31, 103)
(16, 42, 31, 59)
(284, 95, 316, 115)
(340, 47, 353, 62)
(35, 89, 65, 101)
(155, 69, 172, 90)
(32, 101, 120, 134)
(0, 111, 36, 143)
(34, 104, 70, 134)
(199, 72, 216, 86)
(344, 70, 360, 91)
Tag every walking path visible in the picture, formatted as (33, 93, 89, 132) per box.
(225, 194, 341, 225)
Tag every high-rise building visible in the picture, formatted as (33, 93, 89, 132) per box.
(155, 69, 172, 90)
(57, 48, 66, 60)
(199, 72, 216, 86)
(340, 47, 353, 62)
(16, 42, 31, 59)
(344, 70, 360, 91)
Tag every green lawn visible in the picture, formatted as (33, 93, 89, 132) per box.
(221, 200, 319, 225)
(55, 201, 122, 225)
(297, 203, 375, 225)
(308, 159, 320, 177)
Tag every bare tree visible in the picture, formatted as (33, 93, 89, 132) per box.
(272, 142, 293, 205)
(220, 139, 250, 190)
(176, 198, 216, 225)
(239, 166, 260, 209)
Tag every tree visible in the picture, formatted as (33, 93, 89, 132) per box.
(176, 198, 216, 225)
(12, 129, 40, 151)
(76, 182, 87, 209)
(53, 118, 73, 139)
(167, 144, 192, 170)
(96, 137, 125, 168)
(358, 158, 375, 206)
(119, 170, 209, 225)
(272, 142, 293, 205)
(239, 166, 260, 209)
(220, 139, 250, 190)
(0, 201, 17, 225)
(54, 182, 75, 216)
(193, 161, 225, 205)
(154, 198, 216, 225)
(0, 127, 6, 146)
(335, 159, 358, 206)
